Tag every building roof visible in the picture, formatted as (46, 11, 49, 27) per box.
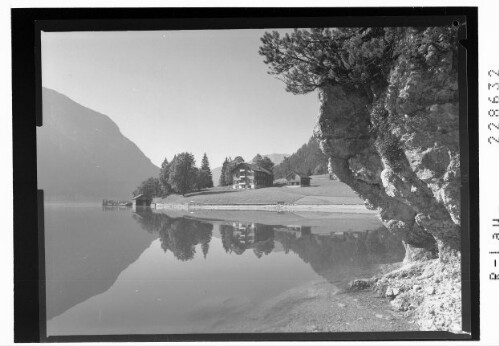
(286, 171, 311, 179)
(132, 194, 151, 200)
(231, 162, 272, 176)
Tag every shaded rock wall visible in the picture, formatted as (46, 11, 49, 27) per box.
(314, 39, 461, 260)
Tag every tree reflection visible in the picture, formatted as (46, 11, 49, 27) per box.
(132, 210, 405, 285)
(132, 210, 212, 261)
(219, 222, 275, 257)
(273, 226, 405, 285)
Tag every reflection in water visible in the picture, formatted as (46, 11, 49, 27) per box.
(133, 210, 405, 285)
(220, 223, 274, 258)
(47, 207, 407, 336)
(273, 226, 405, 285)
(133, 209, 213, 261)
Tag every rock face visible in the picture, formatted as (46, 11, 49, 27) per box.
(314, 35, 460, 261)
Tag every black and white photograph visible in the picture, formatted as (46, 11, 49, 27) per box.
(4, 5, 486, 343)
(35, 21, 469, 338)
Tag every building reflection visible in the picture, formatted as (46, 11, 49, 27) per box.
(220, 222, 275, 258)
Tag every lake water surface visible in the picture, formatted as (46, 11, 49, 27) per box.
(44, 205, 406, 336)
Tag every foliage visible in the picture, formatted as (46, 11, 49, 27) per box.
(133, 177, 162, 199)
(196, 169, 210, 191)
(219, 224, 275, 258)
(134, 211, 213, 261)
(273, 136, 328, 179)
(219, 157, 231, 186)
(259, 27, 395, 97)
(252, 154, 275, 172)
(158, 218, 213, 261)
(273, 178, 288, 187)
(259, 26, 458, 100)
(218, 156, 247, 187)
(167, 152, 198, 196)
(159, 157, 173, 197)
(198, 153, 214, 189)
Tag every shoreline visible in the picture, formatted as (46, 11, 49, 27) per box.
(153, 202, 376, 214)
(352, 256, 463, 333)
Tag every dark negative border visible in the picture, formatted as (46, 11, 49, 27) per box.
(12, 7, 478, 343)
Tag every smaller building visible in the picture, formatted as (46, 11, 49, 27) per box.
(286, 171, 311, 187)
(132, 193, 152, 209)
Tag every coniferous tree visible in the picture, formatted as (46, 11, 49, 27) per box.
(259, 157, 274, 172)
(252, 154, 263, 164)
(272, 137, 328, 179)
(159, 157, 172, 196)
(199, 153, 214, 189)
(219, 157, 229, 186)
(253, 154, 274, 178)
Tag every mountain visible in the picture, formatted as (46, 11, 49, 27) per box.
(273, 137, 328, 179)
(211, 166, 223, 187)
(211, 153, 287, 187)
(45, 207, 157, 320)
(261, 153, 287, 166)
(37, 88, 159, 201)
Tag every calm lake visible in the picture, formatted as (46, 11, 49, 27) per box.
(44, 205, 406, 336)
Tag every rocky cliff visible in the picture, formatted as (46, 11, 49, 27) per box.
(260, 26, 463, 331)
(310, 28, 462, 332)
(311, 28, 461, 262)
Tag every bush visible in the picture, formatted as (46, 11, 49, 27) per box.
(273, 178, 288, 187)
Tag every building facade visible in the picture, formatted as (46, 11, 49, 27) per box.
(231, 162, 273, 189)
(286, 171, 311, 187)
(132, 193, 152, 210)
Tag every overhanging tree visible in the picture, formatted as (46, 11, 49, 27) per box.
(259, 27, 458, 101)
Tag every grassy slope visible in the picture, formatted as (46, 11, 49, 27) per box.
(156, 175, 365, 205)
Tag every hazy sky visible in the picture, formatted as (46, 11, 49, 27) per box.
(41, 29, 320, 168)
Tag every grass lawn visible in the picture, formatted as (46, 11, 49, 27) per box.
(155, 175, 365, 206)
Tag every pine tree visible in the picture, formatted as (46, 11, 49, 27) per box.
(252, 154, 263, 164)
(272, 137, 328, 179)
(159, 157, 172, 196)
(219, 157, 229, 186)
(200, 153, 214, 188)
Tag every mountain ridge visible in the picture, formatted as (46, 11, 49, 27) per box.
(38, 87, 160, 201)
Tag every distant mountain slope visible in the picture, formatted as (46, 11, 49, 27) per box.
(273, 137, 328, 179)
(211, 166, 223, 187)
(262, 153, 287, 166)
(37, 88, 159, 201)
(45, 207, 157, 320)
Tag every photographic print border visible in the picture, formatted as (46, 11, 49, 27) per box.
(12, 7, 478, 343)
